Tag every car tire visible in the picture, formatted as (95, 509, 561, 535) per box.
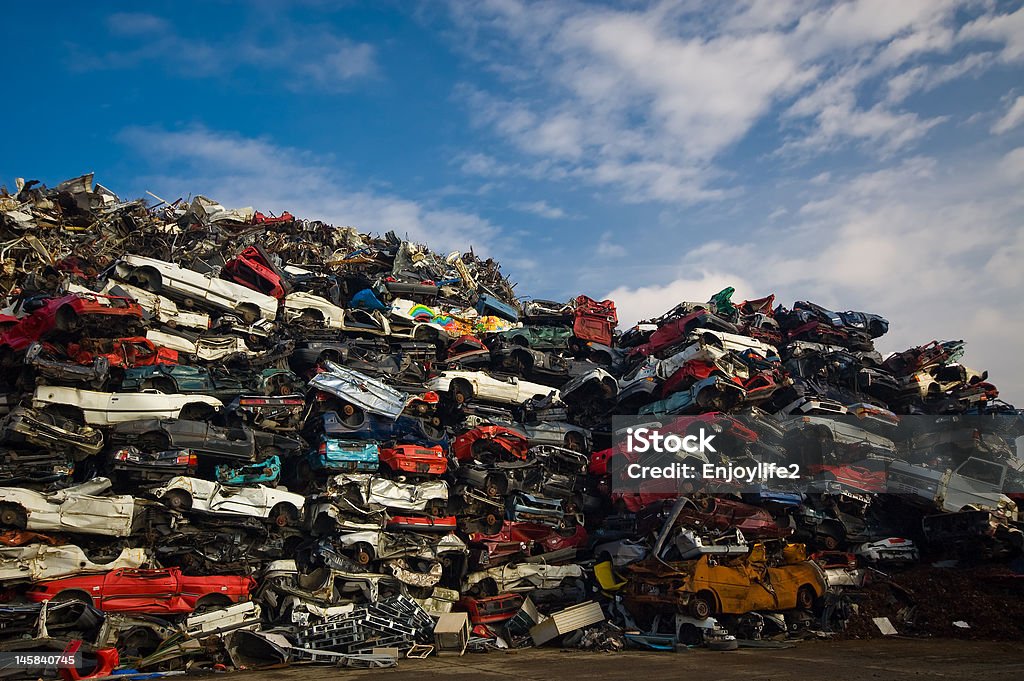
(689, 591, 715, 619)
(0, 504, 27, 529)
(450, 380, 472, 405)
(162, 490, 193, 512)
(270, 503, 298, 528)
(353, 542, 375, 566)
(796, 585, 816, 610)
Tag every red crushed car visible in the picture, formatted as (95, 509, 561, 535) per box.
(453, 425, 529, 462)
(630, 309, 736, 358)
(636, 496, 793, 541)
(469, 520, 588, 565)
(27, 567, 255, 614)
(222, 246, 291, 300)
(808, 464, 887, 493)
(252, 211, 295, 226)
(573, 295, 617, 346)
(0, 293, 143, 352)
(445, 335, 491, 368)
(459, 593, 524, 625)
(379, 444, 448, 476)
(66, 337, 178, 368)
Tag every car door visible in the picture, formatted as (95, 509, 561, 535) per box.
(99, 568, 179, 613)
(108, 390, 177, 423)
(58, 493, 134, 537)
(207, 483, 266, 517)
(490, 376, 519, 403)
(701, 557, 758, 614)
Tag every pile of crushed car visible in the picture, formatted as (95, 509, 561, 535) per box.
(0, 173, 1020, 675)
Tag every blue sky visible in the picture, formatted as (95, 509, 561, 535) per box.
(2, 0, 1024, 400)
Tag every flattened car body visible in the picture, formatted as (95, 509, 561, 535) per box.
(308, 361, 409, 420)
(0, 477, 136, 536)
(32, 386, 223, 425)
(624, 544, 827, 617)
(150, 476, 305, 522)
(0, 545, 151, 583)
(327, 472, 448, 514)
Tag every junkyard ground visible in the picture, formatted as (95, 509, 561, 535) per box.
(237, 639, 1024, 681)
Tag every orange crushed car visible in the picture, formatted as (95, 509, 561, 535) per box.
(624, 543, 827, 618)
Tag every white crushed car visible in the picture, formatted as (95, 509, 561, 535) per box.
(115, 254, 278, 323)
(327, 473, 448, 515)
(463, 562, 584, 595)
(0, 477, 137, 537)
(32, 386, 223, 425)
(0, 545, 151, 583)
(150, 476, 305, 526)
(84, 281, 212, 332)
(425, 370, 560, 406)
(283, 292, 346, 329)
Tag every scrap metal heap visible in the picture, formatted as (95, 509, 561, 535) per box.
(0, 173, 1021, 674)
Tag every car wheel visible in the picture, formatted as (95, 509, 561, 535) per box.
(162, 490, 193, 512)
(796, 585, 816, 610)
(689, 591, 715, 619)
(450, 380, 471, 405)
(337, 403, 365, 428)
(237, 304, 260, 324)
(0, 504, 27, 529)
(352, 542, 375, 566)
(484, 476, 505, 498)
(483, 513, 503, 535)
(270, 503, 298, 527)
(820, 532, 841, 551)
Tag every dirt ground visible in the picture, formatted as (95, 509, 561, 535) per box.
(234, 639, 1024, 681)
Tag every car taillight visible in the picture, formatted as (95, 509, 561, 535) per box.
(114, 450, 129, 461)
(319, 442, 327, 455)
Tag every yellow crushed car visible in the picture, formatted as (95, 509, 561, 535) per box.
(624, 543, 827, 618)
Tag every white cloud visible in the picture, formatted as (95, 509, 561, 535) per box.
(117, 126, 501, 256)
(72, 13, 377, 90)
(449, 0, 998, 204)
(511, 200, 567, 219)
(595, 231, 626, 258)
(992, 95, 1024, 134)
(603, 152, 1024, 404)
(295, 40, 379, 87)
(959, 4, 1024, 62)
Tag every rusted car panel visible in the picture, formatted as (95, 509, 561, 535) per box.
(624, 543, 827, 617)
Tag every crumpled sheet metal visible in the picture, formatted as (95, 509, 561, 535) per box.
(309, 361, 409, 420)
(0, 545, 150, 583)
